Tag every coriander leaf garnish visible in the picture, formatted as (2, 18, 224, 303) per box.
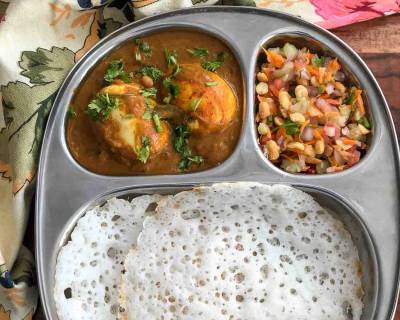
(137, 65, 164, 81)
(205, 81, 218, 87)
(171, 64, 181, 77)
(142, 109, 152, 120)
(187, 48, 209, 58)
(344, 87, 356, 105)
(311, 54, 326, 68)
(317, 85, 326, 95)
(163, 77, 180, 98)
(140, 87, 157, 98)
(201, 52, 225, 72)
(135, 50, 141, 62)
(141, 98, 162, 133)
(280, 119, 300, 135)
(358, 116, 371, 129)
(173, 125, 204, 171)
(104, 59, 132, 83)
(189, 97, 203, 112)
(164, 48, 177, 66)
(134, 38, 152, 61)
(135, 136, 151, 163)
(179, 155, 203, 171)
(67, 107, 77, 119)
(142, 98, 154, 120)
(86, 93, 119, 121)
(162, 62, 181, 103)
(152, 113, 162, 133)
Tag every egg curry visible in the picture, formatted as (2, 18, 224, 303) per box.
(67, 30, 243, 175)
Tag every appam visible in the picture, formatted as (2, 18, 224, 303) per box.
(54, 195, 162, 320)
(120, 182, 363, 320)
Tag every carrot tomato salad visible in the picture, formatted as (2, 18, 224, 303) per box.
(256, 43, 371, 174)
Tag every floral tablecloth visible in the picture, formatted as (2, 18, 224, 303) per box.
(0, 0, 399, 319)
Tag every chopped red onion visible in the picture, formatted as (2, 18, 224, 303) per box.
(301, 127, 314, 141)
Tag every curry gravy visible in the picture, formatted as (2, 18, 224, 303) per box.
(67, 30, 243, 175)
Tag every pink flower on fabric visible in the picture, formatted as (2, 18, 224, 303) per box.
(311, 0, 400, 28)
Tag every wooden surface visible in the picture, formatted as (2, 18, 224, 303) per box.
(336, 14, 400, 319)
(31, 13, 400, 320)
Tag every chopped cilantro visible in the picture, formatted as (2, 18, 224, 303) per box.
(135, 51, 141, 62)
(171, 64, 181, 77)
(142, 109, 152, 120)
(201, 52, 225, 72)
(67, 107, 77, 119)
(173, 125, 203, 171)
(344, 88, 356, 105)
(86, 93, 119, 120)
(311, 54, 326, 68)
(164, 48, 177, 66)
(152, 113, 162, 133)
(205, 81, 218, 87)
(189, 97, 203, 112)
(280, 119, 300, 135)
(186, 48, 209, 58)
(318, 85, 326, 94)
(358, 116, 371, 129)
(163, 77, 180, 98)
(135, 136, 151, 163)
(179, 155, 204, 170)
(140, 87, 157, 98)
(266, 115, 274, 126)
(137, 65, 164, 81)
(104, 59, 132, 83)
(142, 98, 153, 120)
(134, 38, 152, 61)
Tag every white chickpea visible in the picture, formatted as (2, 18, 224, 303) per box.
(295, 85, 308, 99)
(256, 82, 269, 96)
(278, 89, 291, 109)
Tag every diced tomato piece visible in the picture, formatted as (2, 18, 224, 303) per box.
(269, 78, 285, 97)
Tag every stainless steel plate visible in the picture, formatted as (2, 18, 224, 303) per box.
(35, 6, 400, 320)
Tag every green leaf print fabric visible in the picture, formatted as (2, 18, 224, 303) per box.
(0, 0, 398, 319)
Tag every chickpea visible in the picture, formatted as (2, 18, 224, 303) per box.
(274, 116, 284, 126)
(314, 140, 325, 155)
(324, 144, 333, 157)
(335, 81, 346, 93)
(256, 72, 268, 82)
(259, 101, 271, 119)
(278, 89, 291, 109)
(289, 112, 306, 124)
(256, 82, 269, 96)
(303, 144, 315, 157)
(287, 142, 305, 151)
(141, 75, 154, 88)
(258, 122, 271, 137)
(265, 140, 280, 161)
(295, 85, 308, 99)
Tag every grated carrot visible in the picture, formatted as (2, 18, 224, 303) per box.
(343, 138, 359, 145)
(306, 64, 319, 77)
(263, 48, 285, 68)
(355, 91, 365, 115)
(327, 58, 341, 74)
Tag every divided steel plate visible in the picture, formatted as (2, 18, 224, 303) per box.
(36, 6, 400, 320)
